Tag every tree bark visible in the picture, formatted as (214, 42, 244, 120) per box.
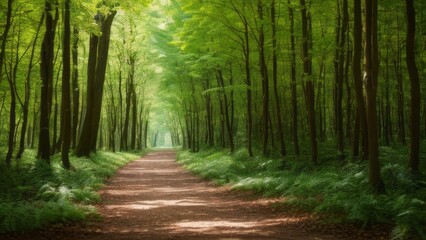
(300, 0, 318, 163)
(258, 0, 269, 156)
(61, 0, 71, 169)
(271, 0, 286, 157)
(352, 0, 368, 160)
(71, 27, 79, 149)
(405, 0, 421, 172)
(364, 0, 384, 193)
(288, 1, 299, 155)
(76, 10, 116, 156)
(38, 1, 57, 162)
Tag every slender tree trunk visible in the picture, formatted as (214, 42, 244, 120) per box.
(288, 1, 299, 155)
(75, 33, 97, 156)
(38, 1, 57, 162)
(352, 0, 368, 160)
(300, 0, 317, 163)
(365, 0, 384, 193)
(131, 88, 137, 150)
(271, 0, 286, 157)
(405, 0, 421, 172)
(217, 70, 234, 153)
(71, 27, 79, 149)
(60, 0, 71, 169)
(6, 74, 16, 166)
(258, 0, 269, 156)
(243, 16, 253, 157)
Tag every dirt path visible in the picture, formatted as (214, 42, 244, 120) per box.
(7, 150, 389, 239)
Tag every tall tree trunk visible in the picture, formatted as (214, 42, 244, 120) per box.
(76, 10, 116, 156)
(352, 0, 368, 160)
(405, 0, 421, 172)
(131, 88, 137, 150)
(75, 33, 97, 156)
(271, 0, 286, 157)
(258, 0, 269, 156)
(217, 70, 234, 153)
(243, 16, 253, 157)
(300, 0, 318, 163)
(38, 1, 57, 162)
(364, 0, 384, 193)
(288, 1, 299, 155)
(6, 72, 16, 166)
(61, 0, 71, 169)
(71, 27, 79, 149)
(89, 11, 117, 152)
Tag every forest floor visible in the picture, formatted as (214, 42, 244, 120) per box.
(4, 150, 390, 240)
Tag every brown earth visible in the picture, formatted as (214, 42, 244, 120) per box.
(4, 150, 390, 239)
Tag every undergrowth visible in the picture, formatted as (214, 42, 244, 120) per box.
(177, 144, 426, 240)
(0, 150, 143, 234)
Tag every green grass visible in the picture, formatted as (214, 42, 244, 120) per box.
(177, 144, 426, 240)
(0, 150, 144, 234)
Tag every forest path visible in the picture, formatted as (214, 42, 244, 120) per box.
(10, 150, 387, 239)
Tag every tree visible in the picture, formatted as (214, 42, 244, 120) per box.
(300, 0, 318, 164)
(364, 0, 384, 192)
(405, 0, 421, 172)
(61, 0, 72, 169)
(76, 9, 117, 157)
(38, 0, 58, 162)
(352, 0, 368, 160)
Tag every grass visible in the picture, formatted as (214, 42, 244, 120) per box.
(0, 149, 144, 234)
(177, 143, 426, 240)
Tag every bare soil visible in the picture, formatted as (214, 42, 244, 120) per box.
(4, 150, 390, 239)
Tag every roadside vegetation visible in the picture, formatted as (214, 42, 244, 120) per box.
(178, 143, 426, 240)
(0, 150, 143, 233)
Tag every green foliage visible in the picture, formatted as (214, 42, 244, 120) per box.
(0, 149, 142, 233)
(177, 145, 426, 239)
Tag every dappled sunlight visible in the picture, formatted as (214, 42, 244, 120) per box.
(106, 199, 207, 211)
(167, 217, 309, 235)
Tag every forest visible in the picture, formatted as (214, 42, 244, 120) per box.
(0, 0, 426, 239)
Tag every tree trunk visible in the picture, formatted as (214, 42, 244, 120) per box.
(217, 70, 234, 153)
(38, 1, 57, 162)
(405, 0, 421, 172)
(271, 0, 286, 157)
(89, 11, 117, 151)
(364, 0, 384, 193)
(71, 27, 79, 149)
(61, 0, 71, 169)
(300, 0, 318, 164)
(352, 0, 368, 160)
(76, 10, 116, 156)
(6, 75, 16, 166)
(288, 1, 299, 155)
(243, 16, 253, 157)
(131, 88, 137, 150)
(258, 0, 269, 156)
